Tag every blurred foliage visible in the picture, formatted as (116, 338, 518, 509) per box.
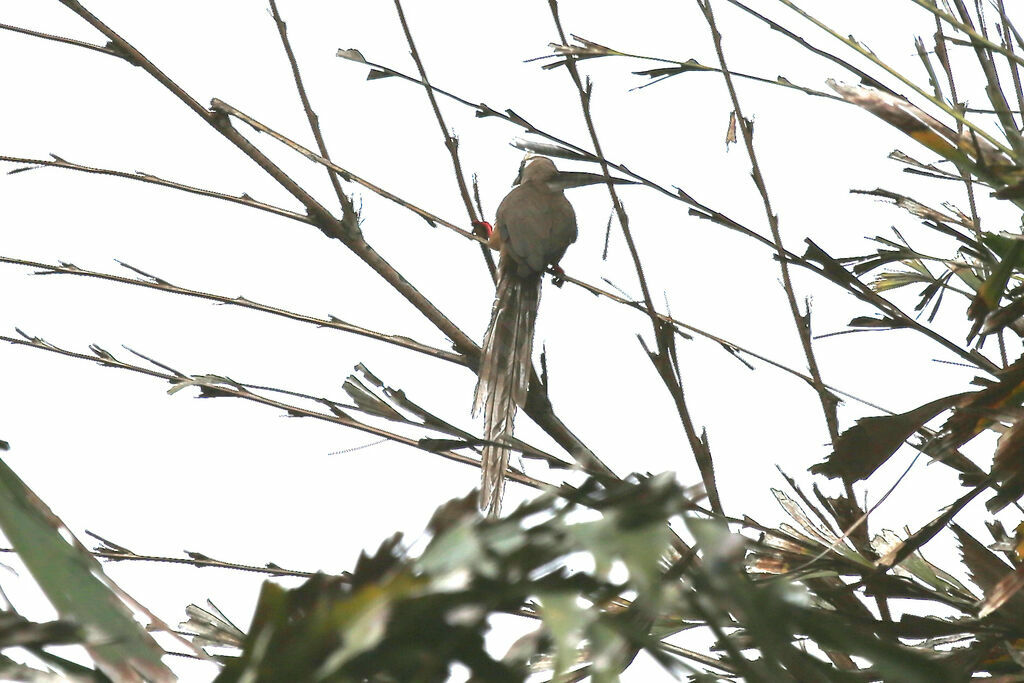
(207, 475, 986, 682)
(214, 476, 692, 682)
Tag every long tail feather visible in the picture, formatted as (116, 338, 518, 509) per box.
(473, 256, 541, 517)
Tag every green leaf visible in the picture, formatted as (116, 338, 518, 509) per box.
(537, 592, 589, 679)
(970, 237, 1024, 327)
(0, 456, 173, 681)
(871, 270, 934, 292)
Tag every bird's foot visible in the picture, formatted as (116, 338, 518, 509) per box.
(551, 265, 566, 288)
(471, 220, 494, 238)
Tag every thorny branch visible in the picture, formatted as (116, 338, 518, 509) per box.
(330, 45, 1000, 373)
(8, 2, 1024, 678)
(0, 533, 326, 580)
(2, 9, 1006, 384)
(0, 20, 118, 58)
(267, 0, 350, 213)
(0, 255, 466, 366)
(392, 0, 497, 279)
(697, 2, 840, 447)
(0, 151, 912, 412)
(1, 154, 312, 225)
(49, 0, 614, 487)
(0, 254, 898, 418)
(3, 7, 990, 472)
(547, 0, 721, 514)
(0, 329, 552, 488)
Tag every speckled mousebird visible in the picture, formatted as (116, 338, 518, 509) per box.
(473, 156, 633, 517)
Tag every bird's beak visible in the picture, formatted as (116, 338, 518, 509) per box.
(545, 171, 636, 192)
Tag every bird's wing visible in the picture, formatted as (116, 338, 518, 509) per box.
(496, 185, 577, 274)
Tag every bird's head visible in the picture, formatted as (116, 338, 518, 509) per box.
(513, 155, 636, 192)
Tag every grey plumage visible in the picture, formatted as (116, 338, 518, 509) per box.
(473, 157, 579, 517)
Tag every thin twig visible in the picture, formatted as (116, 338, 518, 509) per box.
(0, 533, 325, 580)
(698, 0, 839, 447)
(210, 100, 480, 237)
(932, 18, 985, 241)
(0, 331, 547, 489)
(0, 256, 466, 365)
(336, 48, 781, 251)
(546, 0, 722, 515)
(776, 0, 1012, 159)
(908, 0, 1024, 70)
(392, 0, 496, 280)
(1, 154, 311, 224)
(997, 0, 1024, 127)
(0, 21, 119, 57)
(656, 641, 737, 675)
(329, 50, 1000, 374)
(949, 0, 1024, 156)
(801, 240, 999, 374)
(52, 0, 609, 485)
(267, 0, 351, 213)
(724, 0, 897, 93)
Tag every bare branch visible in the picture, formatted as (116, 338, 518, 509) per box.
(0, 20, 119, 57)
(0, 331, 547, 489)
(206, 100, 477, 240)
(949, 0, 1024, 156)
(698, 0, 839, 447)
(267, 0, 351, 213)
(1, 154, 311, 224)
(392, 0, 497, 279)
(0, 256, 466, 366)
(0, 530, 326, 580)
(333, 48, 997, 375)
(49, 0, 617, 481)
(775, 0, 1012, 159)
(542, 34, 842, 100)
(546, 0, 722, 515)
(336, 46, 781, 250)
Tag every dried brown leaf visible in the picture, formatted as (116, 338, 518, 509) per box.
(950, 524, 1014, 604)
(811, 394, 963, 482)
(979, 565, 1024, 618)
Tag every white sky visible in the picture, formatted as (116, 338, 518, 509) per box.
(2, 1, 1021, 680)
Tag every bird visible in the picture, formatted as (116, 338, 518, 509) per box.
(473, 156, 631, 517)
